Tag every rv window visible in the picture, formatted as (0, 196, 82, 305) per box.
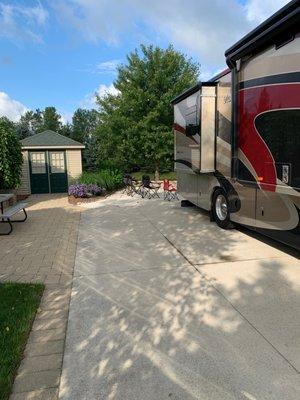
(254, 109, 300, 189)
(185, 99, 200, 137)
(186, 124, 199, 136)
(275, 34, 295, 50)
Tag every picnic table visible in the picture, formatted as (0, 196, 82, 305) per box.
(0, 194, 28, 235)
(0, 193, 14, 215)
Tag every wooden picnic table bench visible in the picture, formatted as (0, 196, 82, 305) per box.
(0, 194, 28, 235)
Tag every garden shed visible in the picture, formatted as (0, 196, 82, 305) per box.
(18, 130, 85, 195)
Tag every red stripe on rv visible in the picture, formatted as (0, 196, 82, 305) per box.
(173, 123, 186, 134)
(173, 123, 199, 145)
(238, 84, 300, 191)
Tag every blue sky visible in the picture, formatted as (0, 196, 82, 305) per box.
(0, 0, 288, 122)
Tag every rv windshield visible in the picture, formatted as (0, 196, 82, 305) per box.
(255, 109, 300, 190)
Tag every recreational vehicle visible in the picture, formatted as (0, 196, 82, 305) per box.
(172, 0, 300, 250)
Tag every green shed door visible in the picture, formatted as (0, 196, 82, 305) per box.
(29, 151, 50, 194)
(49, 151, 68, 193)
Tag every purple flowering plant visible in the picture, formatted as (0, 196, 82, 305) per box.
(68, 183, 104, 198)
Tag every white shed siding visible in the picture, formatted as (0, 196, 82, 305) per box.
(66, 149, 83, 184)
(17, 150, 31, 195)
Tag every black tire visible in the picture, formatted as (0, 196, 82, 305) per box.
(212, 189, 235, 229)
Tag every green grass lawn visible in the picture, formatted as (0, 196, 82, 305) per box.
(131, 171, 177, 181)
(0, 282, 44, 400)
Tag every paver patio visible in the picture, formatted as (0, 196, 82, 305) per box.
(0, 195, 80, 400)
(58, 196, 300, 400)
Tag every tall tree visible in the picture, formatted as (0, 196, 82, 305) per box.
(16, 112, 31, 139)
(59, 122, 73, 138)
(72, 108, 99, 142)
(72, 108, 99, 169)
(0, 117, 23, 189)
(15, 111, 37, 139)
(32, 109, 44, 133)
(95, 45, 199, 175)
(41, 107, 62, 132)
(15, 107, 62, 138)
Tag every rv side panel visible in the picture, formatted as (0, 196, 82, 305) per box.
(230, 34, 300, 249)
(215, 72, 232, 178)
(177, 171, 198, 205)
(200, 86, 216, 173)
(177, 171, 220, 210)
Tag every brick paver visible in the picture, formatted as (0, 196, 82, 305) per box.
(0, 194, 81, 400)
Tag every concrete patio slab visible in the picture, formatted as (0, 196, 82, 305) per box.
(61, 269, 299, 399)
(59, 197, 300, 400)
(74, 204, 190, 276)
(138, 200, 292, 265)
(199, 256, 300, 371)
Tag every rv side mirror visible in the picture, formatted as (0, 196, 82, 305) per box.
(186, 124, 199, 137)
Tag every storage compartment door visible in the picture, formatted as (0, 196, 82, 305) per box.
(200, 85, 216, 173)
(177, 171, 198, 205)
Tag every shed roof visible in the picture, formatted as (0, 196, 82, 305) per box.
(21, 130, 85, 149)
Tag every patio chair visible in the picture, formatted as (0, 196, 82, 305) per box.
(163, 179, 179, 201)
(123, 174, 141, 196)
(141, 175, 160, 199)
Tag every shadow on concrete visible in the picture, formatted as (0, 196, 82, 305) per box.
(237, 225, 300, 259)
(59, 198, 300, 400)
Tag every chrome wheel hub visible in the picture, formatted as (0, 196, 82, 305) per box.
(215, 194, 228, 221)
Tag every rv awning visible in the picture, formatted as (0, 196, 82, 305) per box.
(170, 83, 201, 106)
(225, 0, 300, 68)
(170, 82, 217, 106)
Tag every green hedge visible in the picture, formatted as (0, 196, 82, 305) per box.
(79, 170, 123, 192)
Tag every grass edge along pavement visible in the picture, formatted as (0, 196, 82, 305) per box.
(0, 282, 44, 400)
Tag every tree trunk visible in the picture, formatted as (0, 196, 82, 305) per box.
(154, 162, 160, 181)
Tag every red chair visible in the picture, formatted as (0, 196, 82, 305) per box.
(163, 179, 179, 201)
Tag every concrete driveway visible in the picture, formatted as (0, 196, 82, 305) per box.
(59, 196, 300, 400)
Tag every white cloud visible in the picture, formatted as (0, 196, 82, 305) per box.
(79, 59, 121, 74)
(0, 2, 48, 44)
(136, 1, 247, 67)
(51, 0, 132, 45)
(0, 92, 28, 122)
(81, 84, 119, 109)
(52, 0, 290, 75)
(15, 2, 48, 26)
(97, 84, 119, 98)
(60, 111, 73, 124)
(95, 60, 121, 74)
(200, 67, 226, 82)
(245, 0, 289, 24)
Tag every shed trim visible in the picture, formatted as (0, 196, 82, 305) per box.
(20, 130, 85, 148)
(22, 145, 85, 149)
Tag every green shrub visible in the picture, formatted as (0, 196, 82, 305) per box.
(79, 170, 123, 192)
(0, 118, 23, 189)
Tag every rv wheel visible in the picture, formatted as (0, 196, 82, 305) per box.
(212, 189, 234, 229)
